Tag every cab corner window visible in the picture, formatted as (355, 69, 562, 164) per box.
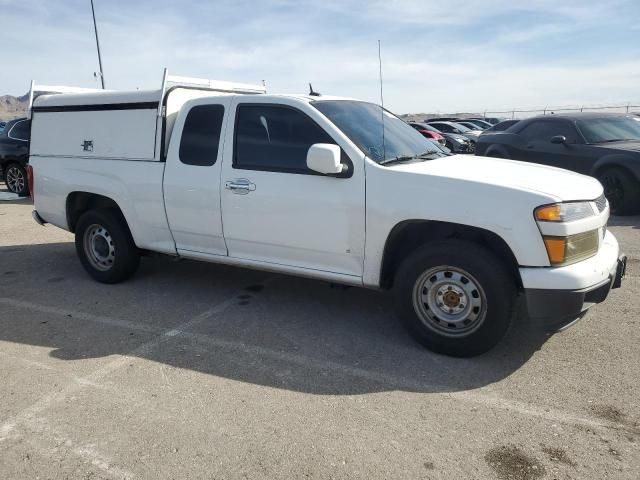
(179, 105, 225, 166)
(234, 104, 334, 173)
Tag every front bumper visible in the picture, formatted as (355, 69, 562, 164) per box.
(525, 255, 627, 329)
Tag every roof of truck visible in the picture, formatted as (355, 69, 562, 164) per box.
(33, 89, 163, 108)
(32, 89, 358, 109)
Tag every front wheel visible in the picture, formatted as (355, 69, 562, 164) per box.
(597, 167, 640, 215)
(5, 163, 28, 195)
(393, 240, 516, 357)
(75, 209, 140, 283)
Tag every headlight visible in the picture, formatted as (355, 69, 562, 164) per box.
(534, 202, 599, 266)
(453, 137, 466, 143)
(535, 202, 595, 222)
(542, 231, 600, 266)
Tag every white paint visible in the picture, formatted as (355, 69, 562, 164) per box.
(29, 88, 618, 296)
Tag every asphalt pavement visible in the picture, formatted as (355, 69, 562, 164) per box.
(0, 187, 638, 479)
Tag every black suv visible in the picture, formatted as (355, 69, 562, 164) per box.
(0, 117, 31, 195)
(476, 113, 640, 214)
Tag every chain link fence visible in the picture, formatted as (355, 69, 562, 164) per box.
(481, 103, 640, 120)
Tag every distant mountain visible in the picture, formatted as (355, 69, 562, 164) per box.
(0, 93, 29, 121)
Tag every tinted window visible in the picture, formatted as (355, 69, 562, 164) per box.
(520, 120, 579, 143)
(431, 122, 452, 133)
(576, 116, 640, 144)
(179, 105, 225, 166)
(9, 120, 30, 141)
(449, 122, 471, 133)
(234, 105, 334, 173)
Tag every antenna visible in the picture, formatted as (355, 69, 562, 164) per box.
(378, 40, 386, 160)
(309, 83, 321, 97)
(90, 0, 106, 89)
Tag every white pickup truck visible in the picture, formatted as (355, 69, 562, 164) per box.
(27, 72, 627, 357)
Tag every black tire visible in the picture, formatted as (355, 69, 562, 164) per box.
(393, 240, 516, 357)
(445, 140, 454, 152)
(597, 167, 640, 215)
(4, 163, 28, 196)
(75, 209, 140, 283)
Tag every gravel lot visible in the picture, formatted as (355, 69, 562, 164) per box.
(1, 184, 639, 479)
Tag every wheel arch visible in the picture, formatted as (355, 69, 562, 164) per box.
(66, 191, 131, 236)
(379, 219, 522, 291)
(484, 144, 511, 158)
(591, 155, 640, 182)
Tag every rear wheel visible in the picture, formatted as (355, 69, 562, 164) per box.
(393, 240, 516, 357)
(597, 167, 640, 215)
(5, 163, 28, 195)
(75, 209, 140, 283)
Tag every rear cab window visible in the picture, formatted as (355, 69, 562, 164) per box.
(179, 105, 225, 166)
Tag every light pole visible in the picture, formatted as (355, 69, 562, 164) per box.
(90, 0, 105, 89)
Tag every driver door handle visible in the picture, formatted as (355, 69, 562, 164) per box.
(225, 179, 256, 195)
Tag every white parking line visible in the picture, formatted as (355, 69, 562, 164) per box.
(0, 295, 631, 437)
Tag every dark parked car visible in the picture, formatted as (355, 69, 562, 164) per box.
(427, 121, 482, 151)
(481, 119, 520, 133)
(469, 117, 504, 125)
(0, 117, 31, 195)
(456, 120, 489, 131)
(412, 123, 473, 153)
(408, 122, 446, 146)
(460, 119, 493, 130)
(475, 113, 640, 214)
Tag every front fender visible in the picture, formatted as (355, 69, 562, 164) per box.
(591, 154, 640, 181)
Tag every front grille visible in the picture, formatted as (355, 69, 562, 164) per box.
(594, 193, 608, 213)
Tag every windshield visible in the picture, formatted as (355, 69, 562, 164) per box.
(576, 116, 640, 144)
(313, 100, 440, 163)
(450, 122, 471, 133)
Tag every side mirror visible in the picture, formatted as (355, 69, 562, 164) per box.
(550, 135, 567, 145)
(306, 143, 343, 175)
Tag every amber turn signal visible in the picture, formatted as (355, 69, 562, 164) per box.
(535, 205, 562, 222)
(543, 237, 567, 265)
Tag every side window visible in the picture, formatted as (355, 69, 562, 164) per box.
(9, 120, 30, 141)
(552, 122, 581, 144)
(433, 123, 451, 133)
(179, 105, 225, 166)
(519, 121, 557, 142)
(519, 120, 580, 143)
(234, 105, 335, 173)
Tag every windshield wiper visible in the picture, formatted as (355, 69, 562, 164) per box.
(597, 138, 636, 143)
(378, 151, 442, 166)
(378, 155, 417, 166)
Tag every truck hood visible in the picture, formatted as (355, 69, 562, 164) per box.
(389, 154, 603, 201)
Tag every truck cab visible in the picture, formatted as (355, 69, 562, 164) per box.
(27, 72, 627, 357)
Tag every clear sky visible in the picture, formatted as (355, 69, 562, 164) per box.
(1, 0, 639, 113)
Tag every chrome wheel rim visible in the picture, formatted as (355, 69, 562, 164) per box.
(412, 266, 487, 337)
(6, 166, 24, 193)
(83, 224, 115, 271)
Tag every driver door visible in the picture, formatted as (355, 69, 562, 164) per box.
(219, 98, 366, 278)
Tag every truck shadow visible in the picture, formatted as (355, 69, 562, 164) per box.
(0, 242, 552, 395)
(608, 214, 640, 229)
